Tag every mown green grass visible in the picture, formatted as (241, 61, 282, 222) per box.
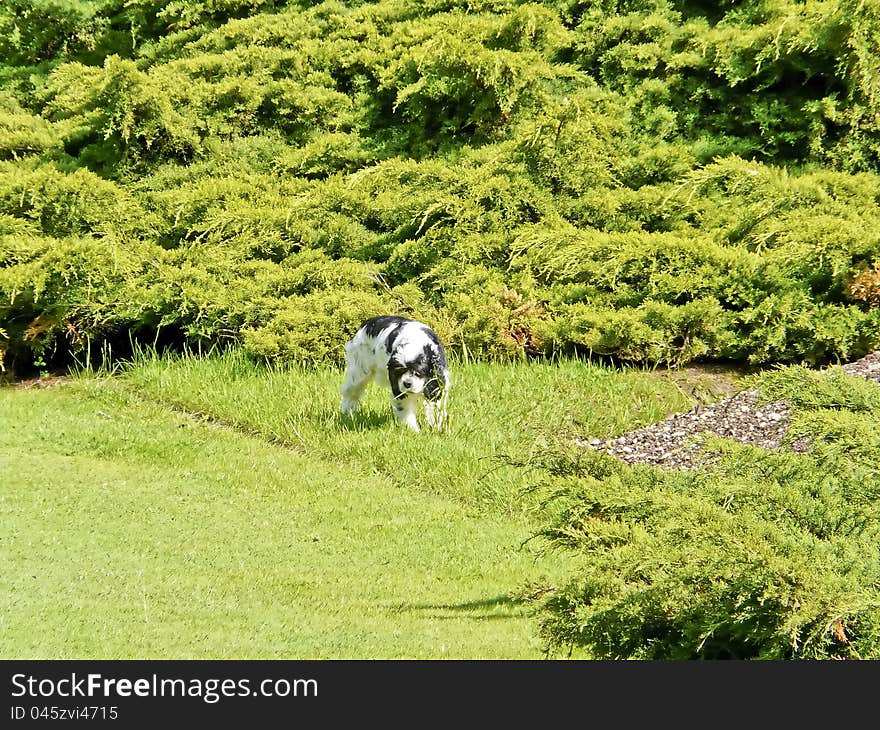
(121, 352, 699, 514)
(1, 354, 697, 659)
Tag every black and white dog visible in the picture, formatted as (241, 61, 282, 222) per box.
(341, 316, 450, 432)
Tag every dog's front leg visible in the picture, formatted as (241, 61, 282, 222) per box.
(392, 396, 420, 432)
(424, 393, 448, 431)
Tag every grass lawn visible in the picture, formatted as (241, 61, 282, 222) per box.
(1, 354, 703, 658)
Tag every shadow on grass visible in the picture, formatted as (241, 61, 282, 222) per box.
(395, 594, 529, 621)
(335, 409, 394, 431)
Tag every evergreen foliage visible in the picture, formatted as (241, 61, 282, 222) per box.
(1, 0, 880, 370)
(3, 1, 880, 659)
(532, 364, 880, 659)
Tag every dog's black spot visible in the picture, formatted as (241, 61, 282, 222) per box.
(359, 315, 411, 352)
(420, 325, 442, 348)
(405, 350, 428, 375)
(385, 323, 408, 354)
(361, 315, 409, 337)
(424, 341, 448, 370)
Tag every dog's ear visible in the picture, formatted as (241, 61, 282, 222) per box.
(423, 348, 446, 401)
(387, 357, 405, 399)
(424, 377, 441, 401)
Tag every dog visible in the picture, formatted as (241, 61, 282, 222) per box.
(341, 315, 450, 432)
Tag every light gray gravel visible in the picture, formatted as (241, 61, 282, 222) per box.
(580, 352, 879, 469)
(841, 350, 880, 383)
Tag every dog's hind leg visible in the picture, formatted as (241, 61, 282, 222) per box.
(341, 358, 372, 415)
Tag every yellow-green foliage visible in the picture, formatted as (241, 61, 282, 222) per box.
(0, 161, 149, 237)
(0, 94, 60, 160)
(533, 366, 880, 659)
(2, 0, 880, 370)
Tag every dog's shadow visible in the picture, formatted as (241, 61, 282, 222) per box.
(335, 409, 394, 431)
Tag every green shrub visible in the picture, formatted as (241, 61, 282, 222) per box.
(0, 94, 60, 159)
(0, 0, 109, 66)
(571, 0, 880, 168)
(531, 365, 880, 658)
(0, 161, 149, 238)
(0, 233, 154, 363)
(2, 0, 880, 370)
(41, 56, 203, 173)
(241, 288, 394, 365)
(442, 267, 548, 357)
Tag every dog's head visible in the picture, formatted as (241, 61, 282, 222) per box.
(388, 343, 444, 400)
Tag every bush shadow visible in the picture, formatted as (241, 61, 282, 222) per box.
(395, 594, 529, 621)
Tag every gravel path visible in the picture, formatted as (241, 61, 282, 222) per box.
(841, 350, 880, 382)
(581, 351, 880, 469)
